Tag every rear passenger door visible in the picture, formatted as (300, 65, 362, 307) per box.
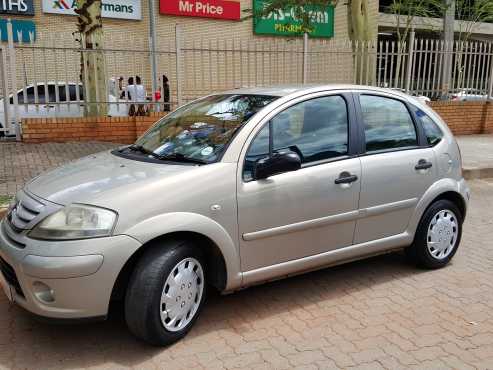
(353, 93, 437, 244)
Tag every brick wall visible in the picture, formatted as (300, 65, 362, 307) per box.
(22, 113, 166, 144)
(429, 101, 493, 135)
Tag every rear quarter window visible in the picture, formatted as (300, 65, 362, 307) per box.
(414, 108, 443, 146)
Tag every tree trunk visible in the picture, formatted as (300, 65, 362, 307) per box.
(75, 0, 107, 117)
(347, 0, 375, 84)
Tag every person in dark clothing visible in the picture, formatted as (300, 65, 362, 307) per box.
(162, 75, 170, 112)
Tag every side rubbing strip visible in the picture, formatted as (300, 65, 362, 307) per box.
(242, 198, 418, 242)
(242, 210, 360, 242)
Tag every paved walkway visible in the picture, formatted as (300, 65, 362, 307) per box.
(0, 142, 119, 196)
(456, 135, 493, 179)
(0, 178, 492, 369)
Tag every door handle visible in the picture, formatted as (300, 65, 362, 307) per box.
(415, 159, 433, 170)
(335, 172, 358, 184)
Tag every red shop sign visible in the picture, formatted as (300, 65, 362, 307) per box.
(160, 0, 241, 20)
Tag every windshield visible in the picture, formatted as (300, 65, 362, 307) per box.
(133, 94, 278, 163)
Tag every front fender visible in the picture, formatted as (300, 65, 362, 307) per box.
(123, 212, 242, 291)
(407, 178, 469, 237)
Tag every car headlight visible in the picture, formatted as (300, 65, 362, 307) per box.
(29, 204, 117, 240)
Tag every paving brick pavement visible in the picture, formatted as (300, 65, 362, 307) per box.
(1, 142, 493, 369)
(0, 142, 120, 196)
(0, 174, 492, 368)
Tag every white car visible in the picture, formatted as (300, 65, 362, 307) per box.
(451, 89, 487, 101)
(0, 82, 128, 135)
(390, 88, 431, 103)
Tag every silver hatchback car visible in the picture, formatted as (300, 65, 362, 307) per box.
(0, 85, 470, 345)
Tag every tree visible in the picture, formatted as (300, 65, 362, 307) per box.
(75, 0, 107, 116)
(452, 0, 493, 91)
(383, 0, 445, 87)
(456, 0, 493, 42)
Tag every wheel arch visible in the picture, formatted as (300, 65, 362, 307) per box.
(111, 212, 242, 302)
(408, 179, 468, 237)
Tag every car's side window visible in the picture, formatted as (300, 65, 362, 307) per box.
(69, 84, 84, 101)
(243, 95, 349, 181)
(414, 108, 443, 146)
(360, 95, 418, 152)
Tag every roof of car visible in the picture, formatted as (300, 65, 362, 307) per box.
(221, 84, 413, 98)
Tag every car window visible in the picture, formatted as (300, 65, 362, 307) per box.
(58, 86, 68, 102)
(360, 95, 417, 152)
(69, 84, 83, 101)
(44, 85, 57, 103)
(243, 124, 270, 181)
(243, 95, 349, 181)
(414, 108, 443, 146)
(36, 86, 47, 104)
(15, 86, 35, 104)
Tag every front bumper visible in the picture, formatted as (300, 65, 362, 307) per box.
(0, 219, 141, 319)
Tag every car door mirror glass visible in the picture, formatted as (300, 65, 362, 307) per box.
(254, 150, 301, 180)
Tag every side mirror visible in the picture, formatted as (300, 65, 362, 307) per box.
(254, 151, 301, 180)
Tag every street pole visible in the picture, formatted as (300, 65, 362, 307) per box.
(148, 0, 159, 108)
(302, 32, 308, 84)
(441, 0, 455, 99)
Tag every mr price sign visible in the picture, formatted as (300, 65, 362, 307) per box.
(160, 0, 240, 21)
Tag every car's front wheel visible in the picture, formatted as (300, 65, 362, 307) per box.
(407, 199, 463, 269)
(125, 240, 206, 346)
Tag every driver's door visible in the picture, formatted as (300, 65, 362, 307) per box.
(237, 94, 362, 272)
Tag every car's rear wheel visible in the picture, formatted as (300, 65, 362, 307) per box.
(407, 199, 463, 269)
(125, 240, 206, 346)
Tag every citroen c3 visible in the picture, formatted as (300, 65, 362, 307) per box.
(0, 85, 470, 346)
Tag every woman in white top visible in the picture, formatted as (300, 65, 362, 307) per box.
(126, 76, 147, 116)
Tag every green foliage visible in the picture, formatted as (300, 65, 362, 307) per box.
(0, 195, 12, 207)
(384, 0, 445, 20)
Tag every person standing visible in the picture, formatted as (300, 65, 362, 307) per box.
(126, 77, 137, 116)
(135, 76, 147, 116)
(162, 75, 170, 112)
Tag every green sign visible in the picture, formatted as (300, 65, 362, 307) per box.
(253, 0, 334, 38)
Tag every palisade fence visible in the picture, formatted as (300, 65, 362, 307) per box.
(1, 22, 493, 139)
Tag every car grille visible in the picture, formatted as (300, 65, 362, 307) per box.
(7, 192, 45, 231)
(0, 256, 24, 297)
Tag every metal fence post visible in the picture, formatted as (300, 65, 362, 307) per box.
(488, 53, 493, 100)
(175, 24, 183, 107)
(405, 29, 415, 93)
(148, 0, 158, 109)
(7, 19, 20, 141)
(302, 33, 308, 84)
(0, 47, 10, 137)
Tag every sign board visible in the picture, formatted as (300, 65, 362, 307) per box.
(160, 0, 240, 21)
(253, 0, 334, 38)
(0, 0, 34, 16)
(0, 18, 36, 42)
(42, 0, 142, 20)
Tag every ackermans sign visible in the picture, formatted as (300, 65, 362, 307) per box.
(42, 0, 141, 20)
(160, 0, 240, 21)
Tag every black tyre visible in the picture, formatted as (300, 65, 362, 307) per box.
(407, 199, 463, 269)
(125, 239, 206, 346)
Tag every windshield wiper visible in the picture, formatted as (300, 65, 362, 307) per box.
(127, 144, 161, 158)
(158, 153, 208, 165)
(128, 145, 207, 165)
